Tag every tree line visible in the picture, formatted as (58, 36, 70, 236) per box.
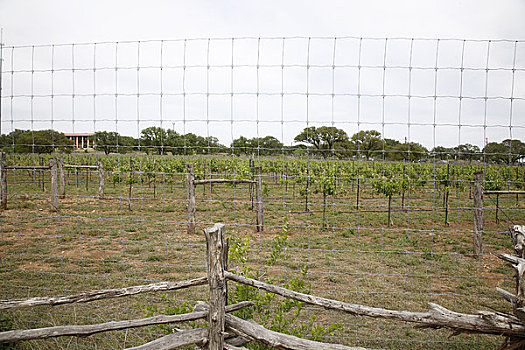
(0, 126, 524, 164)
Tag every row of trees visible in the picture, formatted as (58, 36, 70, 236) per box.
(1, 126, 524, 164)
(0, 129, 72, 154)
(293, 127, 525, 164)
(293, 127, 429, 161)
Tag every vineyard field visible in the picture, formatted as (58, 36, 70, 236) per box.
(1, 153, 524, 349)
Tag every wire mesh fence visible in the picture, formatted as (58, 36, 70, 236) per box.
(0, 36, 524, 349)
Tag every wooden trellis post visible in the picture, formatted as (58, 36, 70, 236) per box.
(0, 152, 7, 210)
(496, 193, 500, 224)
(250, 154, 254, 210)
(128, 158, 133, 211)
(255, 166, 264, 232)
(473, 171, 483, 258)
(39, 156, 44, 192)
(49, 158, 58, 212)
(187, 164, 196, 235)
(58, 157, 66, 199)
(204, 223, 226, 350)
(97, 161, 104, 199)
(356, 169, 360, 210)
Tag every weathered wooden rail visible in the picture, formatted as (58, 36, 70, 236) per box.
(1, 223, 525, 349)
(4, 165, 51, 169)
(186, 164, 263, 234)
(0, 153, 104, 211)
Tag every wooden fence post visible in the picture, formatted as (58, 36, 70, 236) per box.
(473, 171, 483, 258)
(128, 158, 133, 211)
(40, 156, 45, 192)
(58, 156, 65, 199)
(444, 187, 450, 226)
(49, 158, 58, 212)
(510, 225, 525, 259)
(204, 223, 226, 350)
(75, 167, 79, 188)
(187, 164, 196, 235)
(306, 166, 309, 212)
(444, 163, 450, 225)
(254, 166, 263, 232)
(97, 161, 104, 199)
(85, 164, 89, 192)
(356, 174, 360, 210)
(0, 152, 7, 210)
(496, 193, 500, 224)
(224, 238, 229, 304)
(153, 159, 156, 199)
(250, 155, 254, 210)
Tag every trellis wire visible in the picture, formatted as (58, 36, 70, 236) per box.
(0, 36, 524, 349)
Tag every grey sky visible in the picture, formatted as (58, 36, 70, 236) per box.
(2, 0, 524, 43)
(0, 0, 524, 149)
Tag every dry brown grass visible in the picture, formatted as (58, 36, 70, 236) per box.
(0, 168, 523, 349)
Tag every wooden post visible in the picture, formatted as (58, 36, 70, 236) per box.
(97, 161, 104, 199)
(250, 156, 254, 210)
(444, 163, 450, 225)
(496, 193, 500, 224)
(517, 167, 520, 205)
(510, 225, 525, 259)
(85, 165, 89, 192)
(444, 187, 450, 226)
(40, 156, 45, 192)
(75, 167, 79, 188)
(187, 164, 196, 235)
(473, 171, 483, 258)
(224, 238, 229, 304)
(0, 152, 7, 210)
(333, 165, 337, 199)
(128, 158, 133, 211)
(49, 158, 58, 212)
(254, 166, 263, 232)
(498, 226, 525, 324)
(305, 167, 309, 212)
(387, 195, 393, 227)
(322, 192, 327, 229)
(204, 223, 226, 350)
(153, 159, 156, 199)
(356, 175, 360, 210)
(58, 156, 65, 199)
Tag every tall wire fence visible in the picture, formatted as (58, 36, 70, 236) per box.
(0, 36, 525, 349)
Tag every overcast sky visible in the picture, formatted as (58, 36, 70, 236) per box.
(0, 0, 524, 149)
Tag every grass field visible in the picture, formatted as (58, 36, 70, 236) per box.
(1, 154, 524, 349)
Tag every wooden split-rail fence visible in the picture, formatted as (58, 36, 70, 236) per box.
(1, 223, 525, 349)
(0, 152, 104, 211)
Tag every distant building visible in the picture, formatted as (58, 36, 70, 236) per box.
(64, 133, 95, 149)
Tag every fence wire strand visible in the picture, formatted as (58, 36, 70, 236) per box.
(0, 36, 524, 349)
